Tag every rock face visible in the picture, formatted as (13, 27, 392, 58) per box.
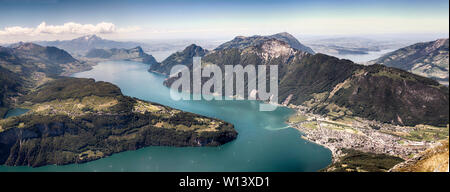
(85, 46, 158, 65)
(370, 38, 449, 85)
(215, 32, 315, 54)
(0, 78, 237, 167)
(163, 37, 449, 127)
(148, 44, 208, 75)
(36, 34, 141, 56)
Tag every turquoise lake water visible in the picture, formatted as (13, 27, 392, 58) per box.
(0, 60, 331, 172)
(3, 108, 29, 118)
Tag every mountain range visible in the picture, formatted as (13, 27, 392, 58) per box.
(155, 33, 449, 127)
(35, 35, 141, 56)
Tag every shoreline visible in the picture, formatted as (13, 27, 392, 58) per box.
(285, 104, 447, 170)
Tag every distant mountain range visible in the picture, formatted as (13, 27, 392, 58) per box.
(84, 46, 158, 65)
(30, 35, 160, 65)
(370, 38, 449, 85)
(33, 35, 222, 62)
(154, 33, 449, 127)
(35, 35, 141, 56)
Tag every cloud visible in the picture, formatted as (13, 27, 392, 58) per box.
(0, 22, 140, 36)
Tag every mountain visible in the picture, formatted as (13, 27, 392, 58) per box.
(269, 32, 316, 54)
(279, 56, 448, 126)
(36, 35, 141, 56)
(163, 38, 449, 127)
(148, 44, 208, 75)
(370, 38, 449, 85)
(85, 46, 158, 65)
(0, 78, 237, 167)
(0, 42, 93, 79)
(214, 32, 315, 54)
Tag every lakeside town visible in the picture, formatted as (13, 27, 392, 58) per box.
(286, 104, 449, 165)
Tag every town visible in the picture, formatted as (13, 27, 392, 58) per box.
(286, 104, 448, 164)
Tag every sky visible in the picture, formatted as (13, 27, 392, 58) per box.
(0, 0, 448, 43)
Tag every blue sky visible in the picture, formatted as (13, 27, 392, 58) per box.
(0, 0, 448, 42)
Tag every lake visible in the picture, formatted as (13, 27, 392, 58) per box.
(320, 49, 396, 64)
(3, 108, 29, 118)
(0, 60, 331, 172)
